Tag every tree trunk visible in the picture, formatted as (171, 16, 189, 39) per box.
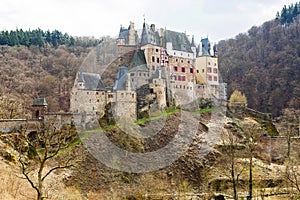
(248, 155, 253, 200)
(231, 161, 238, 200)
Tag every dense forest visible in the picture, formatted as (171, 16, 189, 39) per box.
(276, 1, 300, 24)
(0, 29, 101, 48)
(218, 3, 300, 116)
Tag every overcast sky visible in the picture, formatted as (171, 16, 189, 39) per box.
(0, 0, 296, 42)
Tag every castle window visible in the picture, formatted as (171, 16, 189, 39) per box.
(181, 60, 183, 63)
(102, 92, 104, 95)
(108, 94, 113, 98)
(174, 66, 178, 71)
(89, 99, 91, 103)
(176, 59, 178, 62)
(208, 75, 212, 81)
(207, 67, 212, 73)
(182, 76, 186, 81)
(208, 62, 211, 65)
(183, 85, 185, 89)
(214, 76, 218, 81)
(132, 94, 134, 98)
(96, 92, 99, 95)
(202, 69, 205, 73)
(188, 60, 190, 64)
(139, 73, 141, 76)
(97, 99, 99, 102)
(144, 73, 146, 76)
(190, 68, 194, 73)
(156, 49, 159, 52)
(196, 70, 199, 73)
(131, 73, 134, 76)
(156, 57, 159, 63)
(181, 67, 185, 72)
(174, 52, 176, 55)
(213, 68, 218, 73)
(87, 92, 89, 95)
(188, 54, 190, 57)
(178, 76, 181, 81)
(214, 63, 217, 66)
(152, 56, 155, 62)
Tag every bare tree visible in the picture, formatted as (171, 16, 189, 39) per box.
(219, 129, 246, 200)
(240, 120, 263, 200)
(0, 122, 82, 200)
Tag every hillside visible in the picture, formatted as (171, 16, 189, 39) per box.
(0, 44, 92, 116)
(218, 15, 300, 116)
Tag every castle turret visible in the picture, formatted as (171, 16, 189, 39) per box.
(128, 21, 136, 45)
(213, 43, 218, 57)
(191, 35, 197, 58)
(32, 97, 48, 119)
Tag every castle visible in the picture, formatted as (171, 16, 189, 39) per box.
(70, 20, 227, 123)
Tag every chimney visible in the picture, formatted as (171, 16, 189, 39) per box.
(126, 73, 131, 91)
(150, 24, 155, 32)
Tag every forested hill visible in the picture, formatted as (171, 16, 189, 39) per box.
(0, 29, 101, 48)
(218, 4, 300, 117)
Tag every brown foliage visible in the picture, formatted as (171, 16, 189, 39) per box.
(0, 44, 91, 114)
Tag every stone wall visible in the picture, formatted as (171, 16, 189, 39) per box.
(141, 44, 162, 75)
(113, 90, 137, 121)
(150, 78, 167, 109)
(70, 89, 107, 118)
(0, 119, 41, 133)
(130, 70, 149, 89)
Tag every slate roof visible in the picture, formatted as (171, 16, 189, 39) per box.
(128, 64, 149, 73)
(200, 38, 211, 56)
(32, 97, 48, 106)
(119, 27, 130, 44)
(165, 30, 193, 53)
(129, 49, 147, 69)
(140, 23, 161, 46)
(113, 66, 135, 91)
(79, 72, 105, 90)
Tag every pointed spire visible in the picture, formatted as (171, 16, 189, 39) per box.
(191, 35, 195, 47)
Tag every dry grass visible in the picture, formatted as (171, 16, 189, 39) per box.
(0, 157, 82, 200)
